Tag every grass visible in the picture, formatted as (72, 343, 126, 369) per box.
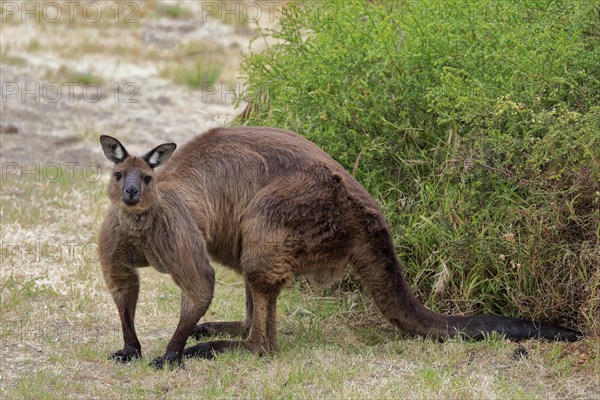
(160, 60, 224, 89)
(0, 46, 27, 66)
(26, 39, 41, 52)
(0, 169, 598, 399)
(157, 4, 193, 19)
(203, 0, 253, 31)
(1, 0, 245, 88)
(43, 65, 105, 86)
(158, 41, 231, 89)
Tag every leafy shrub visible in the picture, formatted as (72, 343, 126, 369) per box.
(237, 0, 600, 334)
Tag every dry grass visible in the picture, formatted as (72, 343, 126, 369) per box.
(0, 0, 270, 89)
(0, 169, 598, 399)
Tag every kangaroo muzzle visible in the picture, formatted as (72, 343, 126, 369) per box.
(122, 175, 141, 205)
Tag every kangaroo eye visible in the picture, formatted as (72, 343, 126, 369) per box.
(143, 175, 152, 184)
(114, 172, 122, 181)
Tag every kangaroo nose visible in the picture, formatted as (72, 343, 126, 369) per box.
(125, 185, 139, 197)
(124, 185, 140, 203)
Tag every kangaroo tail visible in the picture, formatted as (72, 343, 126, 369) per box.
(351, 235, 582, 342)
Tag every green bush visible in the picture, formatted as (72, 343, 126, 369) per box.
(237, 0, 600, 334)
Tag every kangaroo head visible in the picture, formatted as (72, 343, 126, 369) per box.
(100, 135, 177, 212)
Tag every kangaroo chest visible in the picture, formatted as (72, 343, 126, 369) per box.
(117, 211, 170, 274)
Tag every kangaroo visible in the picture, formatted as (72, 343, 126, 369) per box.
(98, 127, 580, 368)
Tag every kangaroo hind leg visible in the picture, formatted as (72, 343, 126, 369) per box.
(191, 279, 253, 340)
(184, 229, 293, 359)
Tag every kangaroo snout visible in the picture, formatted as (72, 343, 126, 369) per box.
(122, 172, 142, 205)
(123, 184, 140, 204)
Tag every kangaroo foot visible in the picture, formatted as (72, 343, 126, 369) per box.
(150, 350, 185, 370)
(109, 345, 141, 363)
(183, 340, 242, 359)
(191, 322, 246, 340)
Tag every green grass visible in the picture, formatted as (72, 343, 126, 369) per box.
(26, 39, 41, 52)
(160, 60, 224, 89)
(1, 54, 27, 65)
(204, 0, 251, 29)
(0, 45, 27, 66)
(157, 4, 193, 19)
(43, 65, 105, 86)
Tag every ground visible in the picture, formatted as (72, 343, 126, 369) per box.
(0, 1, 598, 399)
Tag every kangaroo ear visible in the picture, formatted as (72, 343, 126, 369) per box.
(142, 143, 177, 168)
(100, 135, 129, 164)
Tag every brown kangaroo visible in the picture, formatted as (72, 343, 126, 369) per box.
(98, 126, 580, 368)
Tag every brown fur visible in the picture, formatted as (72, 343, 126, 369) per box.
(98, 127, 580, 368)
